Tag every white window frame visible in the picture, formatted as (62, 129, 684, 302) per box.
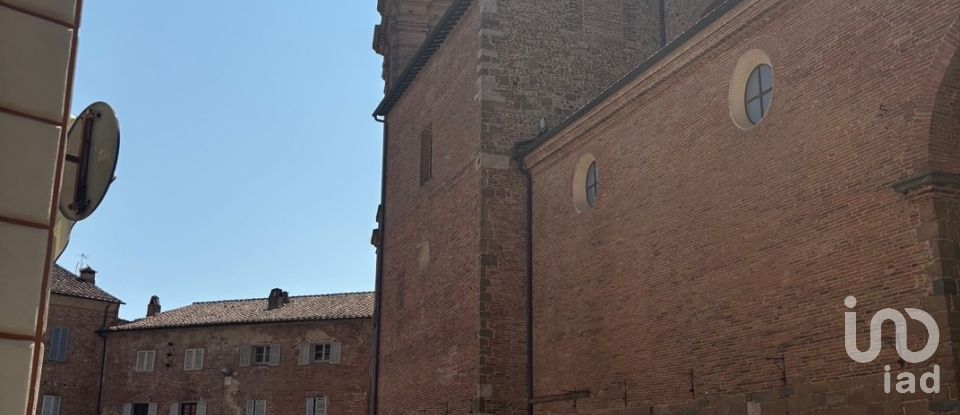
(135, 350, 155, 372)
(312, 343, 332, 363)
(40, 395, 60, 415)
(252, 345, 271, 366)
(184, 348, 204, 371)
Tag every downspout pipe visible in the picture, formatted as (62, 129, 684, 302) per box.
(95, 302, 113, 415)
(514, 141, 535, 415)
(371, 114, 388, 415)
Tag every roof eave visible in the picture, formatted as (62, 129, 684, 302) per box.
(104, 315, 375, 333)
(373, 0, 473, 118)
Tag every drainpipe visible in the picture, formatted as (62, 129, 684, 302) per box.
(371, 114, 388, 415)
(95, 302, 113, 415)
(514, 143, 535, 415)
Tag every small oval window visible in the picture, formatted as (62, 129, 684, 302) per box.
(744, 64, 773, 125)
(572, 154, 598, 212)
(585, 161, 598, 207)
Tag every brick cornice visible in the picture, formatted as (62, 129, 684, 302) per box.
(373, 0, 473, 118)
(892, 171, 960, 194)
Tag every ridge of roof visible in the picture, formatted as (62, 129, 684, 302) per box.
(373, 0, 473, 118)
(190, 291, 375, 305)
(109, 291, 374, 331)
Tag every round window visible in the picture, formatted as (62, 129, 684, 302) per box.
(573, 154, 598, 212)
(585, 161, 598, 207)
(728, 50, 774, 129)
(745, 64, 773, 125)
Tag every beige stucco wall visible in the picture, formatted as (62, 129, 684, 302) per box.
(0, 1, 80, 414)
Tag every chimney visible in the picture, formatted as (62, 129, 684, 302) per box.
(282, 291, 290, 304)
(267, 288, 284, 310)
(79, 266, 96, 284)
(147, 295, 161, 317)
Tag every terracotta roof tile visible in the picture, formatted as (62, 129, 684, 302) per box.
(111, 291, 374, 331)
(50, 265, 122, 303)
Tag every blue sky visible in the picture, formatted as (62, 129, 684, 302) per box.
(61, 1, 384, 320)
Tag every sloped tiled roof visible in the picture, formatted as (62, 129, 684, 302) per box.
(111, 291, 375, 331)
(50, 265, 122, 303)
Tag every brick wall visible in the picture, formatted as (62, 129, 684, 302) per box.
(376, 1, 482, 412)
(374, 0, 721, 413)
(522, 0, 960, 413)
(473, 0, 673, 412)
(39, 295, 119, 415)
(100, 319, 371, 415)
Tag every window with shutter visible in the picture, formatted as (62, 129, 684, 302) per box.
(246, 399, 267, 415)
(298, 343, 311, 365)
(312, 343, 332, 363)
(240, 344, 252, 367)
(136, 350, 155, 372)
(329, 341, 341, 364)
(178, 402, 198, 415)
(268, 344, 280, 366)
(313, 397, 327, 415)
(184, 348, 204, 371)
(252, 345, 270, 366)
(132, 403, 150, 415)
(40, 395, 60, 415)
(48, 327, 69, 362)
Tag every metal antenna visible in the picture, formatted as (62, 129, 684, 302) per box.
(76, 253, 88, 272)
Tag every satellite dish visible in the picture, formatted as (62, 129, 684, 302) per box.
(59, 102, 120, 221)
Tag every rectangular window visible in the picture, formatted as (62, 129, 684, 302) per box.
(132, 403, 150, 415)
(180, 402, 197, 415)
(40, 395, 60, 415)
(313, 344, 332, 363)
(246, 400, 267, 415)
(184, 348, 204, 371)
(47, 327, 69, 362)
(307, 397, 326, 415)
(135, 350, 155, 372)
(419, 125, 432, 185)
(253, 345, 270, 366)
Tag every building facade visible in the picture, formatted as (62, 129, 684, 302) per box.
(100, 290, 374, 415)
(39, 265, 122, 415)
(371, 0, 960, 414)
(0, 1, 85, 413)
